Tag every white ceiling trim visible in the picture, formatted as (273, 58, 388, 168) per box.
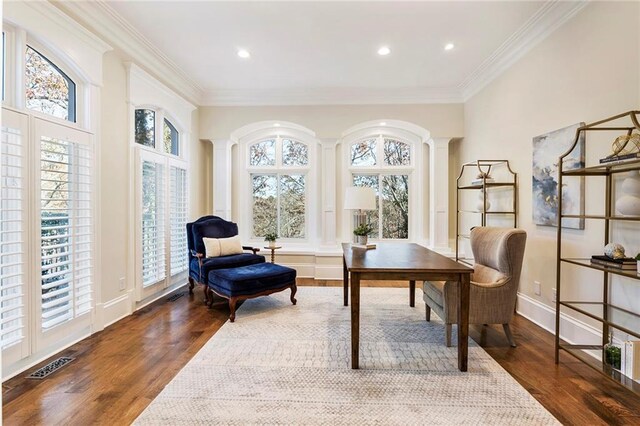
(200, 87, 464, 106)
(52, 0, 202, 106)
(459, 0, 589, 101)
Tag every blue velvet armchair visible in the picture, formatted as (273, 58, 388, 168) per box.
(187, 216, 265, 303)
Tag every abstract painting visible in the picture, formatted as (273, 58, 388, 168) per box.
(532, 123, 585, 229)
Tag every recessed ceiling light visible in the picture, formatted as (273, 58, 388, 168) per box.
(379, 122, 387, 126)
(237, 49, 250, 59)
(274, 123, 281, 127)
(377, 46, 391, 56)
(444, 43, 455, 51)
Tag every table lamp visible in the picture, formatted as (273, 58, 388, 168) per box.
(344, 186, 376, 242)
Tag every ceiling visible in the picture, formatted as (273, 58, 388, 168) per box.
(101, 1, 584, 105)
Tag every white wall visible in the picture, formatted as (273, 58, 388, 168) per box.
(199, 104, 464, 141)
(460, 1, 640, 338)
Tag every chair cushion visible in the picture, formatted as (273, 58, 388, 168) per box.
(201, 253, 265, 277)
(208, 263, 296, 298)
(203, 235, 243, 258)
(423, 280, 446, 308)
(472, 264, 508, 287)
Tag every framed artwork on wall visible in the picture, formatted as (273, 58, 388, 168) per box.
(532, 122, 585, 230)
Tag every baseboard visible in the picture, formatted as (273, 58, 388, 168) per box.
(135, 281, 188, 310)
(516, 292, 602, 356)
(102, 291, 134, 329)
(314, 265, 342, 280)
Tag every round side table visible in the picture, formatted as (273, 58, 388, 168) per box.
(263, 246, 282, 263)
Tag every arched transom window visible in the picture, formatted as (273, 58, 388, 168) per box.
(25, 46, 76, 122)
(349, 136, 413, 239)
(249, 137, 309, 239)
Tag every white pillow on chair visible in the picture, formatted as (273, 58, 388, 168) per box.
(203, 235, 243, 258)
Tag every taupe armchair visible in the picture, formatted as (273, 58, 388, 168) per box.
(423, 227, 527, 347)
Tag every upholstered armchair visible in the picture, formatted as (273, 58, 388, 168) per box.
(186, 216, 265, 301)
(423, 227, 527, 347)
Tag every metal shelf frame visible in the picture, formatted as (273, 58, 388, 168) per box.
(555, 110, 640, 395)
(455, 160, 517, 262)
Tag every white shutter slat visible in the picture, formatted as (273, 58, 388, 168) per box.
(170, 165, 188, 276)
(142, 160, 166, 287)
(1, 122, 26, 350)
(40, 137, 94, 329)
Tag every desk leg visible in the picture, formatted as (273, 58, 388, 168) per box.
(409, 280, 415, 307)
(458, 273, 470, 372)
(343, 256, 349, 306)
(351, 272, 360, 369)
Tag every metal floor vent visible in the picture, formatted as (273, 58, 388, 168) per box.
(168, 291, 186, 302)
(27, 357, 75, 379)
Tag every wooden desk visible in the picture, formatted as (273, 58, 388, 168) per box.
(342, 243, 473, 371)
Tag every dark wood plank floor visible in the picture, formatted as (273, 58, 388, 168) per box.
(3, 280, 640, 425)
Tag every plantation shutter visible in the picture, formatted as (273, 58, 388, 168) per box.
(141, 158, 166, 287)
(169, 164, 187, 276)
(40, 135, 93, 330)
(0, 110, 28, 351)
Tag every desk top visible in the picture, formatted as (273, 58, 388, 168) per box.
(342, 242, 472, 274)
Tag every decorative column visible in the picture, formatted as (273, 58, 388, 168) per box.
(426, 137, 453, 254)
(210, 139, 235, 220)
(320, 139, 339, 248)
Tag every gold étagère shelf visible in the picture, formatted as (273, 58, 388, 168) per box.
(555, 110, 640, 395)
(455, 160, 517, 265)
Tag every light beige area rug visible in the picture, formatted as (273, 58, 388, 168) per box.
(135, 286, 559, 425)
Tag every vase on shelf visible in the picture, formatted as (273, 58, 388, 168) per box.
(615, 171, 640, 216)
(477, 191, 491, 212)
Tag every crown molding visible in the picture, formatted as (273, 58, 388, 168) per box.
(459, 0, 589, 101)
(51, 0, 202, 105)
(200, 86, 464, 106)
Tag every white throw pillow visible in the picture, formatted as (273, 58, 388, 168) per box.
(203, 237, 222, 258)
(219, 235, 243, 256)
(203, 236, 243, 258)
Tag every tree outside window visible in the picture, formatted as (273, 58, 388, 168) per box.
(350, 137, 412, 239)
(25, 46, 76, 122)
(249, 138, 308, 239)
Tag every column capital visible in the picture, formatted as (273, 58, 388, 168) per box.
(424, 137, 454, 146)
(210, 138, 237, 148)
(320, 138, 340, 147)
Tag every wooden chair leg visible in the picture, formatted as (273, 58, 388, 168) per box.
(229, 297, 238, 322)
(425, 304, 431, 322)
(188, 277, 195, 294)
(445, 323, 452, 347)
(503, 323, 516, 347)
(290, 284, 297, 305)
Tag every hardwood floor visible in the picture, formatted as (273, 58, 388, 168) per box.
(3, 280, 640, 425)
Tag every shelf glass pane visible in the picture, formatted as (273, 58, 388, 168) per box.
(561, 258, 640, 280)
(561, 302, 640, 338)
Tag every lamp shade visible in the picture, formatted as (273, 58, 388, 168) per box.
(344, 187, 376, 210)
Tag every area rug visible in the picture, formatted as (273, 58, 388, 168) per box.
(134, 286, 559, 425)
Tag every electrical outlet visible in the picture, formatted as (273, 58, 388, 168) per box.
(534, 281, 541, 296)
(119, 277, 126, 291)
(552, 288, 557, 303)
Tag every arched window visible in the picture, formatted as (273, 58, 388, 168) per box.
(24, 46, 76, 122)
(163, 119, 179, 156)
(349, 136, 413, 239)
(249, 137, 309, 239)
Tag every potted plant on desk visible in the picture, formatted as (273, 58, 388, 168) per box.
(353, 223, 374, 245)
(264, 232, 278, 249)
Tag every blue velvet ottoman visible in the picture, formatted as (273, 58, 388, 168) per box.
(206, 263, 297, 322)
